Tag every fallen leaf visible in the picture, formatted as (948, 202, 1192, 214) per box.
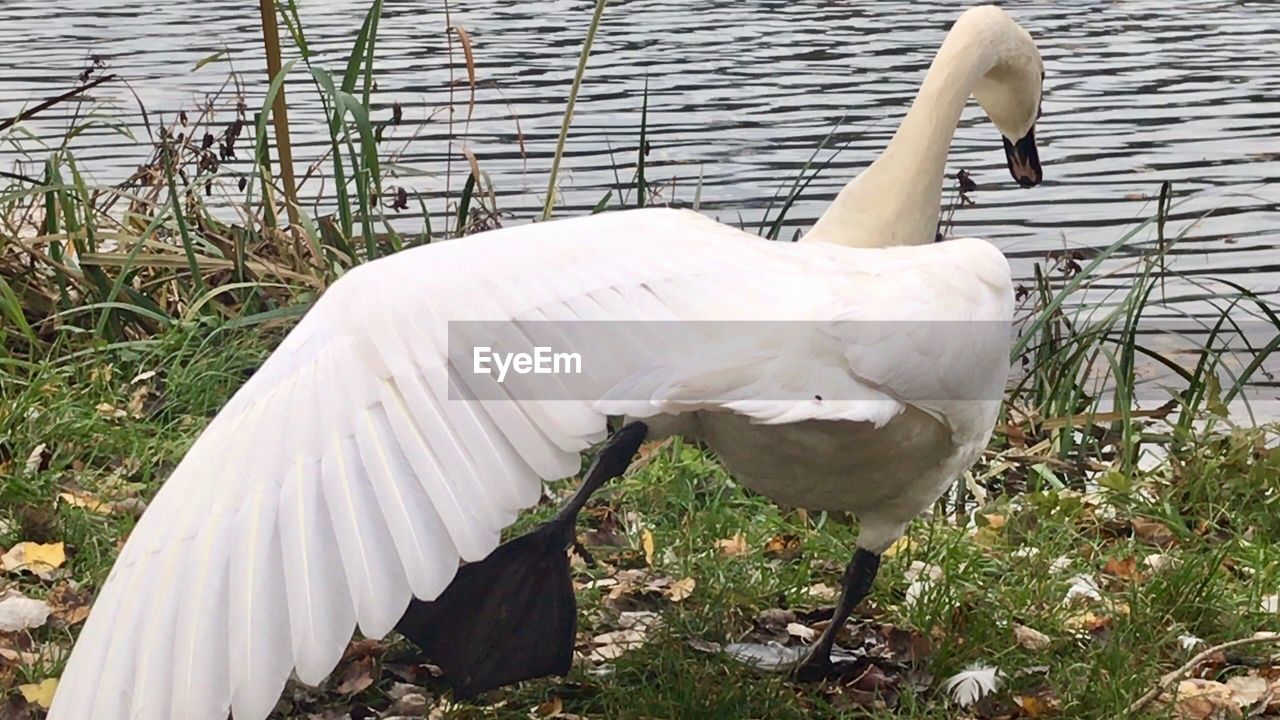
(1171, 678, 1241, 720)
(0, 646, 42, 666)
(755, 608, 796, 633)
(786, 622, 816, 642)
(589, 628, 648, 662)
(687, 638, 722, 653)
(1062, 609, 1111, 634)
(1063, 574, 1102, 604)
(882, 536, 917, 558)
(388, 691, 431, 715)
(715, 533, 750, 557)
(1103, 556, 1144, 582)
(126, 385, 152, 418)
(533, 696, 563, 717)
(113, 497, 148, 517)
(94, 402, 125, 419)
(1015, 688, 1061, 717)
(58, 491, 113, 515)
(1262, 595, 1279, 614)
(667, 577, 696, 602)
(807, 582, 839, 602)
(616, 610, 662, 631)
(18, 678, 58, 709)
(1225, 675, 1269, 708)
(763, 534, 802, 561)
(1143, 553, 1180, 573)
(334, 655, 375, 694)
(131, 370, 157, 384)
(1014, 623, 1051, 651)
(23, 444, 47, 475)
(972, 524, 1003, 547)
(641, 528, 655, 566)
(981, 513, 1007, 530)
(2, 542, 66, 580)
(1133, 517, 1177, 548)
(0, 591, 52, 632)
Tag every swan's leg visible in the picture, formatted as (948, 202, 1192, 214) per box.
(793, 548, 881, 681)
(396, 421, 648, 700)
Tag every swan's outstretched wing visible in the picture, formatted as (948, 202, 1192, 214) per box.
(49, 208, 777, 720)
(49, 208, 1011, 720)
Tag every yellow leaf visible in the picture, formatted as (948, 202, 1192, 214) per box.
(59, 491, 113, 514)
(882, 536, 917, 558)
(19, 678, 58, 708)
(972, 525, 1002, 547)
(667, 577, 696, 602)
(2, 542, 66, 579)
(642, 528, 655, 566)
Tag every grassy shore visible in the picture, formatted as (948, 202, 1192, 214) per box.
(1, 325, 1278, 719)
(3, 2, 1280, 718)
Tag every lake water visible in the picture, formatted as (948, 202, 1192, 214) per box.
(2, 0, 1278, 412)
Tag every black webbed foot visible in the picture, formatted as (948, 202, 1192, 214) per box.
(396, 422, 648, 699)
(396, 520, 579, 699)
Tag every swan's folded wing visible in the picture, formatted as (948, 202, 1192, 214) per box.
(823, 236, 1015, 429)
(48, 208, 799, 720)
(596, 237, 1013, 429)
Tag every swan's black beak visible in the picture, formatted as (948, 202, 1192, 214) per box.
(1002, 126, 1042, 188)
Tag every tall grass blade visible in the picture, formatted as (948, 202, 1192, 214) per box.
(542, 0, 609, 221)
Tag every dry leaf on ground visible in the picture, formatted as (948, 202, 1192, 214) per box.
(333, 655, 375, 695)
(2, 542, 66, 580)
(786, 622, 817, 642)
(1103, 556, 1145, 582)
(666, 577, 695, 602)
(58, 491, 114, 514)
(23, 444, 47, 475)
(882, 536, 917, 558)
(1170, 678, 1242, 720)
(808, 582, 839, 602)
(763, 534, 802, 561)
(18, 678, 58, 709)
(1224, 675, 1269, 709)
(0, 591, 51, 632)
(715, 533, 750, 557)
(1013, 623, 1051, 651)
(1133, 517, 1178, 548)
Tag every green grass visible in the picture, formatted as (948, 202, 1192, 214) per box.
(2, 326, 1277, 718)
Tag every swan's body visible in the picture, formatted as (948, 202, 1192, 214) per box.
(51, 6, 1043, 719)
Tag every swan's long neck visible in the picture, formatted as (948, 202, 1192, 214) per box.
(803, 14, 1007, 248)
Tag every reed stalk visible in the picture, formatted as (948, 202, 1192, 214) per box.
(541, 0, 609, 221)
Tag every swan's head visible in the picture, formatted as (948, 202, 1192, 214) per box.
(967, 7, 1044, 188)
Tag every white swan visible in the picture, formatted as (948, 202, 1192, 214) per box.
(50, 6, 1043, 719)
